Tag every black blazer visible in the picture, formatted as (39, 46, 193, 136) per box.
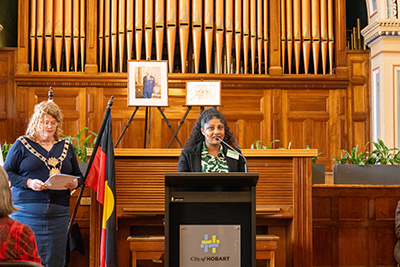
(395, 201, 400, 264)
(177, 142, 246, 172)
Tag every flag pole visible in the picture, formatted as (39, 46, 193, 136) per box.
(67, 96, 114, 236)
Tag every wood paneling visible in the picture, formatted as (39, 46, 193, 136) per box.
(0, 48, 16, 145)
(96, 149, 314, 267)
(0, 48, 370, 267)
(0, 62, 370, 173)
(347, 51, 371, 152)
(313, 185, 400, 266)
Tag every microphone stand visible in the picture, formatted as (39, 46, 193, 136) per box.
(215, 137, 248, 172)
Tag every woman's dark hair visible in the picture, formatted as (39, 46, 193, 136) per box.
(184, 108, 237, 148)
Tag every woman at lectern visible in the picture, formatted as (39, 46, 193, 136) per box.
(3, 100, 83, 267)
(177, 108, 246, 173)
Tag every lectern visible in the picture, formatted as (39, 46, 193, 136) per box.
(164, 172, 259, 267)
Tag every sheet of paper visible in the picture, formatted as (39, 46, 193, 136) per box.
(45, 173, 79, 190)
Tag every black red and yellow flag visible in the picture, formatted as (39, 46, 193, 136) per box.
(85, 109, 118, 267)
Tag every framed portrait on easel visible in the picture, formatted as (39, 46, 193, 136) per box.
(185, 80, 221, 106)
(127, 60, 169, 106)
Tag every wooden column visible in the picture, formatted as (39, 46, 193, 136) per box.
(293, 157, 313, 267)
(269, 0, 283, 75)
(85, 0, 98, 73)
(0, 49, 17, 144)
(17, 0, 30, 73)
(334, 0, 348, 77)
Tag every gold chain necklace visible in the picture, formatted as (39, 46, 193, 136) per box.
(19, 136, 70, 177)
(39, 140, 54, 146)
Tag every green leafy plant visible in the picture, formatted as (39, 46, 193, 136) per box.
(369, 139, 399, 165)
(2, 141, 13, 162)
(251, 139, 280, 149)
(333, 139, 400, 165)
(394, 151, 400, 165)
(305, 145, 322, 164)
(333, 145, 366, 165)
(64, 127, 98, 163)
(278, 141, 292, 150)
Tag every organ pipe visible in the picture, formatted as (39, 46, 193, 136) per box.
(155, 0, 165, 60)
(25, 0, 340, 76)
(215, 0, 224, 74)
(235, 0, 242, 74)
(286, 0, 293, 74)
(192, 0, 202, 73)
(144, 0, 154, 60)
(225, 0, 233, 74)
(302, 0, 311, 74)
(167, 0, 177, 72)
(135, 0, 144, 60)
(126, 0, 134, 62)
(311, 0, 320, 74)
(250, 0, 256, 74)
(179, 0, 190, 73)
(30, 0, 36, 71)
(44, 0, 53, 71)
(243, 0, 249, 74)
(73, 0, 80, 71)
(204, 0, 214, 73)
(118, 0, 125, 72)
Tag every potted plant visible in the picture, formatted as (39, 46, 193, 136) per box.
(332, 139, 400, 185)
(64, 127, 97, 174)
(1, 141, 12, 163)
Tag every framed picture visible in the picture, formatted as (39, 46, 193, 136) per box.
(128, 60, 169, 106)
(368, 0, 377, 17)
(185, 80, 221, 106)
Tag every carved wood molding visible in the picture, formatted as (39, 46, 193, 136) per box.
(15, 73, 128, 87)
(15, 73, 349, 90)
(361, 19, 400, 46)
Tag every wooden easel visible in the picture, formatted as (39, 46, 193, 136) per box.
(114, 106, 184, 148)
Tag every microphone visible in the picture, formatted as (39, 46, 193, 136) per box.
(215, 136, 248, 173)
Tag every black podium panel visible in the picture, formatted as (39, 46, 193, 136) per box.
(164, 172, 258, 267)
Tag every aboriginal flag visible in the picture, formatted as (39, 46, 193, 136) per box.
(85, 108, 118, 267)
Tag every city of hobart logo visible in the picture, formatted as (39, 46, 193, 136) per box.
(190, 234, 231, 263)
(201, 234, 220, 253)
